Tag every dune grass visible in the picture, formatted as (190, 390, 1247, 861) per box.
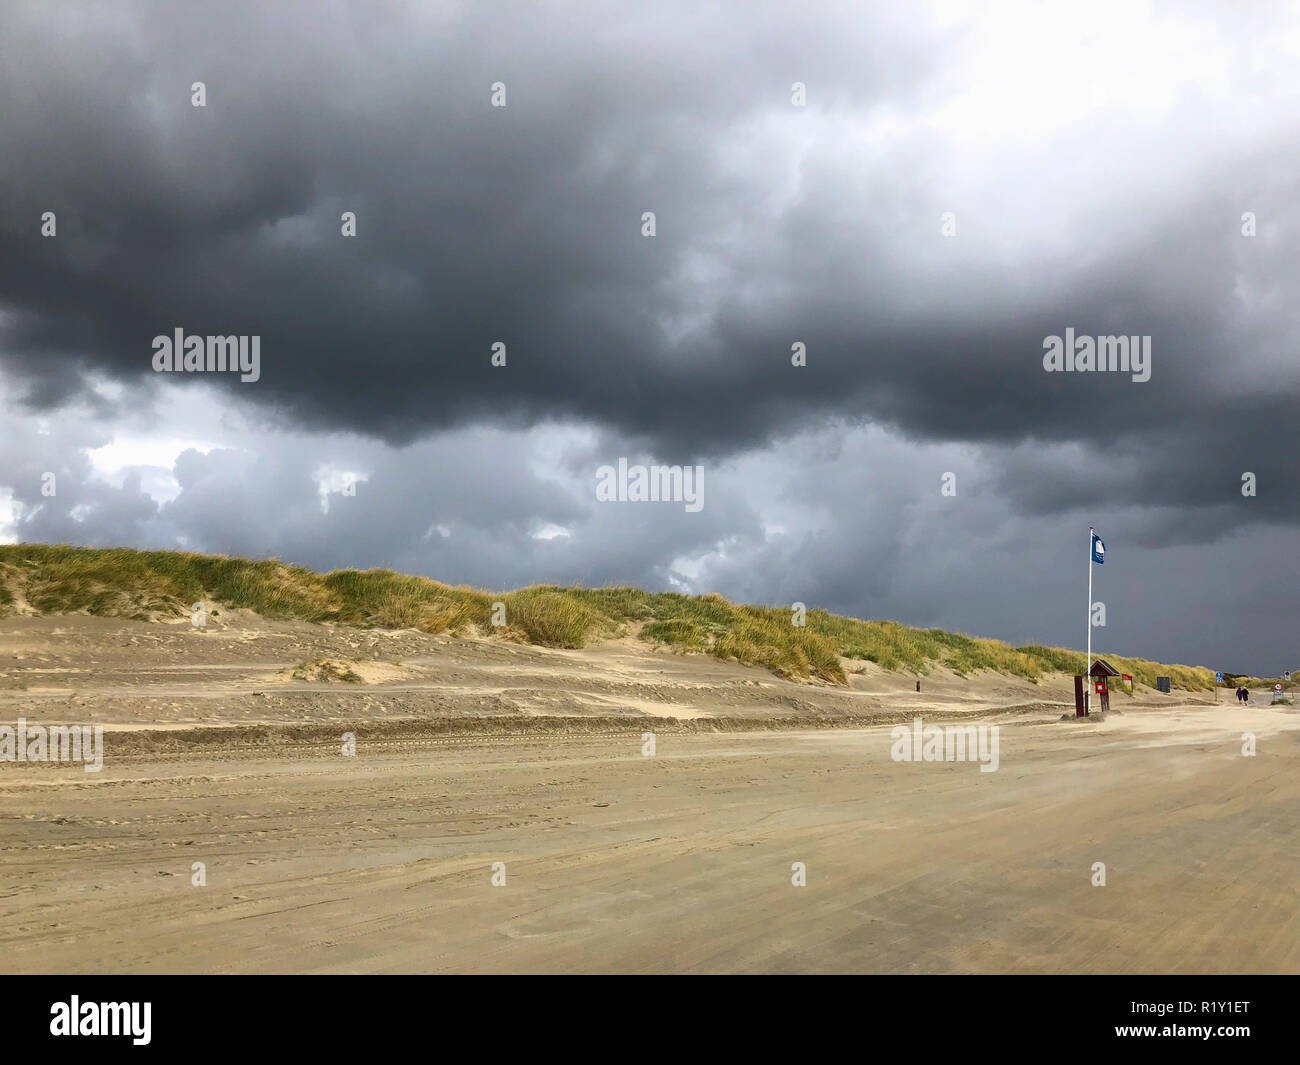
(0, 543, 1268, 690)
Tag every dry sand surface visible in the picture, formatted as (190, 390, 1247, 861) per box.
(1, 615, 1295, 973)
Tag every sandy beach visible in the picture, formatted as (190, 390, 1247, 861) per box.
(1, 615, 1294, 974)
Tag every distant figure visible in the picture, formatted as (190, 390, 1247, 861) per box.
(1243, 688, 1250, 704)
(1236, 686, 1245, 703)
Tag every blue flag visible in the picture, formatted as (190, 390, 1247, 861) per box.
(1092, 533, 1106, 564)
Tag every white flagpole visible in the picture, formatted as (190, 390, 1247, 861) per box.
(1087, 525, 1094, 713)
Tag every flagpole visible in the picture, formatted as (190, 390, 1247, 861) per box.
(1087, 525, 1094, 714)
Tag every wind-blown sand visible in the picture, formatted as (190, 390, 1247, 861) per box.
(1, 615, 1294, 973)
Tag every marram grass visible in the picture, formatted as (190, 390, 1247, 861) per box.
(0, 544, 1269, 690)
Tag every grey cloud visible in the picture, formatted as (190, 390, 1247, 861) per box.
(2, 2, 1297, 673)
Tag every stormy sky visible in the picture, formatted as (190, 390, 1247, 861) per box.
(2, 0, 1297, 674)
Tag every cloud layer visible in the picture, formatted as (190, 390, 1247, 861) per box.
(2, 1, 1297, 673)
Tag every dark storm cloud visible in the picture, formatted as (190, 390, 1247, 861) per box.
(0, 0, 939, 435)
(3, 0, 1297, 544)
(4, 376, 1294, 672)
(2, 2, 1298, 676)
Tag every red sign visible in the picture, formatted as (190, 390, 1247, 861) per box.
(1095, 680, 1107, 695)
